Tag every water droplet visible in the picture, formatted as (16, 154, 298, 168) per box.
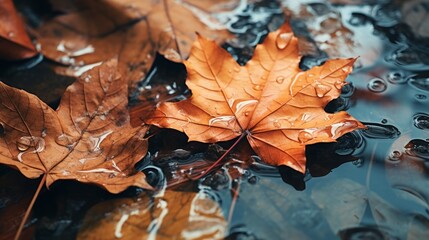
(386, 71, 406, 84)
(415, 94, 427, 101)
(247, 175, 258, 184)
(405, 139, 429, 160)
(334, 80, 344, 90)
(298, 131, 313, 143)
(335, 132, 365, 156)
(16, 136, 45, 152)
(367, 78, 387, 93)
(352, 159, 364, 167)
(388, 150, 402, 163)
(41, 128, 47, 137)
(208, 116, 236, 127)
(234, 99, 257, 116)
(16, 137, 30, 151)
(233, 66, 240, 72)
(8, 32, 15, 38)
(75, 115, 90, 132)
(381, 119, 388, 124)
(228, 69, 232, 74)
(413, 113, 429, 130)
(56, 134, 75, 148)
(361, 123, 400, 139)
(88, 131, 113, 152)
(409, 77, 429, 91)
(315, 84, 332, 97)
(273, 120, 281, 128)
(276, 32, 292, 49)
(348, 13, 369, 26)
(387, 47, 428, 70)
(253, 84, 263, 91)
(276, 76, 285, 84)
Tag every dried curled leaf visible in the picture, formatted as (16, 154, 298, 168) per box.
(34, 0, 233, 89)
(0, 0, 37, 60)
(0, 59, 151, 193)
(145, 22, 365, 173)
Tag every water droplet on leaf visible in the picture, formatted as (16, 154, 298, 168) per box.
(56, 134, 75, 147)
(16, 137, 31, 151)
(253, 84, 263, 91)
(315, 84, 332, 97)
(41, 128, 47, 137)
(276, 76, 285, 84)
(276, 32, 292, 49)
(16, 136, 45, 153)
(334, 80, 344, 90)
(273, 120, 281, 128)
(298, 131, 313, 143)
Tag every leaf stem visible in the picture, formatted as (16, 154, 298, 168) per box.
(189, 133, 246, 180)
(14, 174, 46, 240)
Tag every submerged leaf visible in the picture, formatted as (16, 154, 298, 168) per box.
(78, 190, 226, 239)
(145, 22, 365, 173)
(311, 178, 413, 239)
(0, 59, 151, 193)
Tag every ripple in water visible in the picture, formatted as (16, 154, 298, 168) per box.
(361, 123, 400, 139)
(368, 78, 387, 93)
(413, 113, 429, 130)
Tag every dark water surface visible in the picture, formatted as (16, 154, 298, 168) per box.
(1, 0, 429, 239)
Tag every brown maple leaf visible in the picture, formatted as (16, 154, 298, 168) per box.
(145, 22, 365, 173)
(0, 59, 151, 193)
(33, 0, 233, 89)
(0, 0, 37, 60)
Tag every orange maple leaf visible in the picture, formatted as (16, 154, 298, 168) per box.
(0, 59, 152, 193)
(145, 22, 365, 173)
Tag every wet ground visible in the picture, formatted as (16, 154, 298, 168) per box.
(1, 0, 429, 239)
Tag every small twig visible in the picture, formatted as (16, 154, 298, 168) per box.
(14, 174, 46, 240)
(189, 133, 246, 180)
